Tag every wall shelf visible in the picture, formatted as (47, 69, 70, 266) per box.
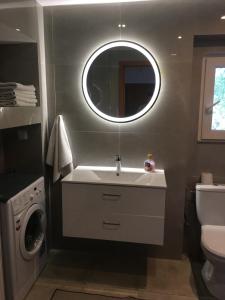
(0, 42, 41, 130)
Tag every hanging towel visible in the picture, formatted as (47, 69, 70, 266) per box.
(46, 115, 73, 182)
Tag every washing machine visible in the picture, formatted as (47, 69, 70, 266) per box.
(0, 176, 47, 300)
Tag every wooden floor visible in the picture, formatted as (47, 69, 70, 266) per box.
(26, 250, 198, 300)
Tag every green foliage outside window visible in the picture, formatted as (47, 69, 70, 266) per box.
(212, 68, 225, 130)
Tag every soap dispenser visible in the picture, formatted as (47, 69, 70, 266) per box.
(144, 153, 155, 172)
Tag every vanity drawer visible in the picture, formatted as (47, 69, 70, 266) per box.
(63, 211, 164, 245)
(62, 183, 165, 216)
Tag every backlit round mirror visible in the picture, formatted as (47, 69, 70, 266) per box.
(82, 41, 161, 123)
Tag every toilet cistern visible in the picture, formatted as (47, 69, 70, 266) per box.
(115, 155, 121, 176)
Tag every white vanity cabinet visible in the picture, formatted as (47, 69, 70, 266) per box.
(62, 167, 166, 245)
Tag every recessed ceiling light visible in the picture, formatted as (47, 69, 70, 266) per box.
(221, 15, 225, 20)
(177, 35, 182, 39)
(118, 24, 126, 28)
(16, 28, 21, 32)
(171, 53, 177, 56)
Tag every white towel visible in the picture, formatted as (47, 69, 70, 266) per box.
(16, 101, 36, 107)
(0, 82, 36, 92)
(16, 97, 37, 103)
(46, 115, 73, 182)
(15, 84, 36, 92)
(14, 90, 36, 95)
(15, 91, 36, 100)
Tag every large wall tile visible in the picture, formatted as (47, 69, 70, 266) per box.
(44, 0, 225, 258)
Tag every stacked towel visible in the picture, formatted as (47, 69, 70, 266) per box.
(0, 82, 38, 107)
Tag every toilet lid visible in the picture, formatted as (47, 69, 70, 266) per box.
(202, 225, 225, 258)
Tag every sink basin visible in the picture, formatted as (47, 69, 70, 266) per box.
(62, 166, 167, 188)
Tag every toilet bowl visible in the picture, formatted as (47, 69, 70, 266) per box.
(201, 225, 225, 300)
(196, 184, 225, 300)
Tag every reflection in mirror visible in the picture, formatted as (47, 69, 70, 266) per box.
(82, 41, 160, 123)
(119, 61, 155, 117)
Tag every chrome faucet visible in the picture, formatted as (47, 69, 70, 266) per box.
(115, 155, 121, 176)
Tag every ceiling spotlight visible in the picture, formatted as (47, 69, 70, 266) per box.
(171, 53, 177, 56)
(16, 28, 21, 32)
(118, 24, 126, 28)
(221, 15, 225, 20)
(177, 35, 182, 39)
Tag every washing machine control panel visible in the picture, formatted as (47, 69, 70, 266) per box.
(11, 177, 45, 215)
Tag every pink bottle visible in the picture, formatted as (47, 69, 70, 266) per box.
(144, 153, 155, 172)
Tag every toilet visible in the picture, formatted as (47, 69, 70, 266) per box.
(196, 184, 225, 300)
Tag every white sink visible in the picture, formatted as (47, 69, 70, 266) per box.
(62, 165, 167, 188)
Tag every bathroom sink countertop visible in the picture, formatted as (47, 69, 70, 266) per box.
(62, 166, 167, 188)
(0, 173, 42, 203)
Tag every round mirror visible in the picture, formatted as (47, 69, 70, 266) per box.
(82, 41, 161, 123)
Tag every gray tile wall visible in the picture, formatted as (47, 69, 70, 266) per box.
(44, 0, 225, 258)
(0, 4, 38, 42)
(0, 133, 4, 173)
(2, 124, 43, 175)
(0, 43, 40, 104)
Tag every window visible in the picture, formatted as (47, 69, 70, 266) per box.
(198, 56, 225, 140)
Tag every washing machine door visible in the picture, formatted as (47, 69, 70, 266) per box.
(20, 203, 46, 261)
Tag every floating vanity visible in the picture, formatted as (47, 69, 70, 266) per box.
(62, 166, 167, 245)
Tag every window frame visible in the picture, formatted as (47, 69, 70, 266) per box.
(198, 56, 225, 141)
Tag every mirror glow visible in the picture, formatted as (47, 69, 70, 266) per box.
(77, 165, 164, 173)
(82, 41, 161, 123)
(37, 0, 151, 6)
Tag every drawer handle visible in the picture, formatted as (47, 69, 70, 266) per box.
(102, 220, 120, 230)
(102, 193, 121, 201)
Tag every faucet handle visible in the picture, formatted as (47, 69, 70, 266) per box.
(115, 154, 121, 161)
